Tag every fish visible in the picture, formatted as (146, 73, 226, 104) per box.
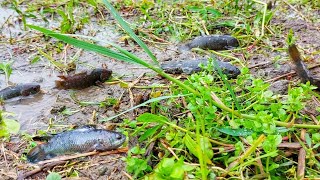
(161, 58, 241, 78)
(180, 35, 239, 51)
(55, 68, 112, 90)
(288, 44, 320, 88)
(27, 125, 126, 163)
(0, 83, 40, 100)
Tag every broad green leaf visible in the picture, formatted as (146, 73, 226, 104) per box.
(137, 113, 168, 124)
(46, 172, 61, 180)
(3, 119, 20, 134)
(184, 134, 212, 164)
(216, 127, 253, 136)
(305, 133, 312, 148)
(200, 137, 213, 160)
(206, 8, 222, 16)
(139, 124, 162, 141)
(102, 0, 158, 66)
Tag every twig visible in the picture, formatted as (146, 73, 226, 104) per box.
(122, 171, 133, 180)
(17, 160, 67, 180)
(1, 143, 8, 169)
(297, 130, 306, 179)
(38, 147, 128, 165)
(266, 64, 320, 82)
(266, 71, 295, 82)
(278, 142, 302, 149)
(248, 61, 271, 69)
(297, 149, 306, 179)
(160, 139, 179, 160)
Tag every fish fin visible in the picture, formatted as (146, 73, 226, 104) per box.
(178, 44, 191, 51)
(73, 124, 97, 132)
(27, 144, 46, 163)
(55, 80, 65, 89)
(32, 134, 54, 142)
(95, 81, 105, 88)
(57, 75, 68, 80)
(288, 44, 312, 83)
(93, 142, 107, 151)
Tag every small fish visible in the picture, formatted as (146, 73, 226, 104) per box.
(161, 58, 240, 78)
(180, 35, 239, 51)
(288, 44, 320, 88)
(27, 126, 126, 163)
(55, 68, 112, 90)
(0, 83, 40, 100)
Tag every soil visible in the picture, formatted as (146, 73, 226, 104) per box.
(0, 1, 319, 179)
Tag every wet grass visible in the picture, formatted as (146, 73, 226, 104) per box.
(1, 0, 320, 179)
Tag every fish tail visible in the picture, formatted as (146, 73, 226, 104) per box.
(288, 44, 301, 63)
(288, 44, 311, 83)
(55, 80, 65, 89)
(27, 144, 46, 163)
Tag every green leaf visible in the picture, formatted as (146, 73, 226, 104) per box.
(184, 134, 213, 164)
(3, 119, 20, 134)
(102, 0, 158, 66)
(101, 94, 189, 121)
(46, 172, 61, 180)
(139, 124, 162, 141)
(30, 56, 40, 64)
(27, 25, 134, 63)
(216, 127, 253, 136)
(137, 113, 168, 124)
(305, 133, 312, 148)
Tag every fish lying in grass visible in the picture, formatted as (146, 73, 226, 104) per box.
(27, 126, 126, 163)
(161, 59, 240, 78)
(288, 44, 320, 89)
(180, 35, 239, 51)
(55, 68, 112, 90)
(0, 83, 40, 100)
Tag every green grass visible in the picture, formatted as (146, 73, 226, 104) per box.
(6, 0, 320, 179)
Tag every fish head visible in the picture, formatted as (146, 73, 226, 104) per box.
(99, 131, 126, 150)
(226, 36, 239, 47)
(91, 68, 112, 82)
(223, 65, 241, 79)
(20, 83, 41, 96)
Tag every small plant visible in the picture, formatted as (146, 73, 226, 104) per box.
(46, 172, 62, 180)
(0, 62, 13, 85)
(0, 110, 20, 138)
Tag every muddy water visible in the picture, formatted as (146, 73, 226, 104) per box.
(0, 3, 154, 133)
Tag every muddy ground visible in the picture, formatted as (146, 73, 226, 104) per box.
(0, 1, 319, 179)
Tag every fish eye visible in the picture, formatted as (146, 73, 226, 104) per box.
(116, 134, 122, 140)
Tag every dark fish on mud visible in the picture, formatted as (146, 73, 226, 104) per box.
(55, 68, 112, 90)
(27, 126, 126, 163)
(161, 59, 240, 78)
(180, 35, 239, 51)
(0, 83, 40, 100)
(288, 44, 320, 89)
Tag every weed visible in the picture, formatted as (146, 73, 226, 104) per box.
(0, 110, 20, 138)
(0, 62, 13, 85)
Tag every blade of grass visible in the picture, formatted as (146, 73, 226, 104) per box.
(102, 0, 158, 66)
(101, 94, 190, 121)
(28, 25, 135, 64)
(212, 58, 242, 110)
